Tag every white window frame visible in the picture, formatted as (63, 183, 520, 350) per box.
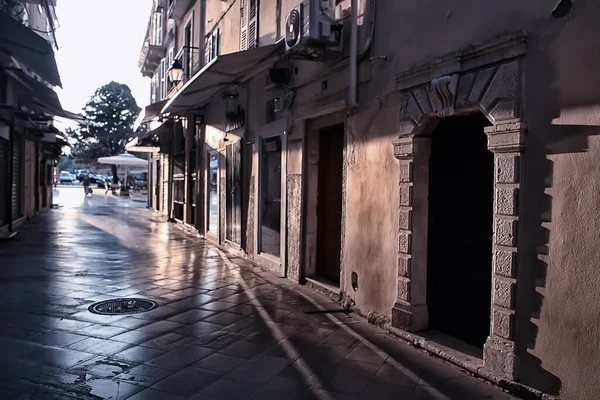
(153, 12, 163, 46)
(160, 58, 166, 100)
(240, 0, 258, 50)
(168, 46, 174, 68)
(205, 29, 219, 64)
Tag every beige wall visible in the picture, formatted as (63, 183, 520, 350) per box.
(207, 0, 241, 55)
(515, 1, 600, 396)
(344, 0, 600, 397)
(342, 101, 400, 316)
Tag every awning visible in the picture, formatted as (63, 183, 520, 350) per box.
(161, 41, 284, 116)
(5, 68, 84, 121)
(133, 99, 168, 132)
(0, 10, 61, 87)
(126, 120, 170, 153)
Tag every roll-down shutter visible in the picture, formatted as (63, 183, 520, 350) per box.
(11, 134, 22, 220)
(0, 138, 7, 226)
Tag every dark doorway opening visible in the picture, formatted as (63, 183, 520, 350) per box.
(426, 113, 494, 349)
(155, 161, 161, 211)
(34, 145, 39, 211)
(260, 136, 282, 257)
(316, 124, 344, 284)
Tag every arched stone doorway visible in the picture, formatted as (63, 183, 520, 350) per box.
(391, 31, 528, 380)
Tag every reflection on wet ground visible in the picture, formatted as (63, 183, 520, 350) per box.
(0, 187, 515, 399)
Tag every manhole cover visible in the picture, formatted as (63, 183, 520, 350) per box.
(88, 298, 158, 315)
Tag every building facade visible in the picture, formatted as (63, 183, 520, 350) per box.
(0, 0, 79, 235)
(131, 0, 600, 398)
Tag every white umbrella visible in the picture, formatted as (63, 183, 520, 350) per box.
(97, 153, 147, 188)
(97, 153, 148, 167)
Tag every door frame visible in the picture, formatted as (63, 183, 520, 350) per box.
(391, 32, 527, 380)
(301, 113, 347, 288)
(224, 140, 243, 247)
(253, 118, 287, 277)
(204, 145, 219, 241)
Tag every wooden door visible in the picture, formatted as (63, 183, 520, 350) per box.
(316, 125, 344, 284)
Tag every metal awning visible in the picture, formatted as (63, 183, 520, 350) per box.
(5, 69, 84, 121)
(126, 120, 170, 153)
(161, 42, 284, 116)
(0, 10, 61, 87)
(133, 99, 168, 132)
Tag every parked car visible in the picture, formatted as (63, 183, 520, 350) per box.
(59, 171, 76, 184)
(76, 173, 100, 184)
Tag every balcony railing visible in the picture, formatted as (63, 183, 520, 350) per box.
(174, 45, 201, 84)
(139, 41, 164, 78)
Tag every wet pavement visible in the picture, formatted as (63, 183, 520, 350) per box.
(0, 187, 516, 399)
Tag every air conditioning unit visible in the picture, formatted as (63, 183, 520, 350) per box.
(285, 0, 343, 55)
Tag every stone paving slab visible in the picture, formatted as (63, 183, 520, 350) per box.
(0, 188, 518, 399)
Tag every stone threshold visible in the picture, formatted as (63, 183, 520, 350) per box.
(170, 218, 203, 237)
(305, 277, 342, 302)
(385, 325, 558, 400)
(0, 231, 17, 240)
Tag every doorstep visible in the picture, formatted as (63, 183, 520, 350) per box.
(0, 231, 17, 240)
(305, 276, 342, 301)
(385, 326, 484, 374)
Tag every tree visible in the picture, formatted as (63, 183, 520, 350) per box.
(70, 82, 143, 183)
(0, 0, 26, 21)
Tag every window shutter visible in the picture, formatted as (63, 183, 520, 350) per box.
(205, 33, 212, 64)
(160, 59, 166, 99)
(158, 13, 163, 45)
(213, 29, 219, 59)
(240, 0, 247, 50)
(248, 0, 258, 49)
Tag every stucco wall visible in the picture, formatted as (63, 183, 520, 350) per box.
(515, 1, 600, 396)
(209, 0, 241, 55)
(357, 0, 600, 396)
(342, 99, 400, 317)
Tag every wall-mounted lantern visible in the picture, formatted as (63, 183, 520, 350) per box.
(167, 59, 184, 83)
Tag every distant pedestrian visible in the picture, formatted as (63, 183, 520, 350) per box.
(83, 174, 91, 195)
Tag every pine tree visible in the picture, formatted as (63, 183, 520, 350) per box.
(70, 82, 143, 183)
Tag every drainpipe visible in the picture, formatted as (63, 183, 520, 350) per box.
(199, 0, 206, 67)
(276, 0, 282, 40)
(349, 0, 358, 109)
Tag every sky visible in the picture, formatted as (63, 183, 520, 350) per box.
(53, 0, 153, 118)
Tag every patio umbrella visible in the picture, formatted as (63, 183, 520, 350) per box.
(97, 153, 147, 167)
(97, 153, 147, 187)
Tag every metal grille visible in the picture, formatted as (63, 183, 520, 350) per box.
(0, 138, 7, 227)
(88, 298, 158, 315)
(11, 134, 22, 220)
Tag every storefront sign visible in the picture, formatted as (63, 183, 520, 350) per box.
(225, 105, 245, 133)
